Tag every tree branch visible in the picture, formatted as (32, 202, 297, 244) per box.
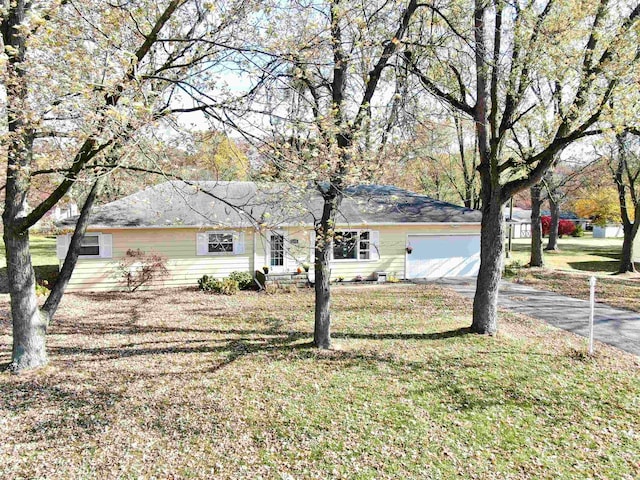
(405, 52, 475, 116)
(42, 175, 106, 318)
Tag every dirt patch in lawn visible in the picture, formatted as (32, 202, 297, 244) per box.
(1, 286, 639, 479)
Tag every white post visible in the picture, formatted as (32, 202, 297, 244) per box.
(588, 276, 596, 355)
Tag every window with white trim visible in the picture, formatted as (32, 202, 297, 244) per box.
(333, 230, 372, 260)
(208, 232, 234, 253)
(57, 232, 112, 260)
(79, 233, 100, 256)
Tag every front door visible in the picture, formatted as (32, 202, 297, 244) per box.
(269, 232, 286, 273)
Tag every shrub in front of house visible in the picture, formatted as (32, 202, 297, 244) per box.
(117, 248, 169, 292)
(197, 275, 240, 295)
(218, 278, 239, 295)
(228, 271, 255, 290)
(198, 274, 215, 291)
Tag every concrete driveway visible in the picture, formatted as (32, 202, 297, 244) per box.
(431, 278, 640, 357)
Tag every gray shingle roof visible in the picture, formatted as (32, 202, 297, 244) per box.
(58, 181, 482, 228)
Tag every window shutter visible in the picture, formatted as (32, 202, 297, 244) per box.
(309, 229, 316, 263)
(100, 234, 113, 258)
(56, 234, 69, 260)
(234, 231, 245, 255)
(370, 230, 380, 260)
(196, 232, 208, 255)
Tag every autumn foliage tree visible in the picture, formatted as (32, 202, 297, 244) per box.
(220, 0, 421, 348)
(572, 189, 622, 225)
(405, 0, 640, 334)
(1, 0, 254, 371)
(186, 132, 250, 181)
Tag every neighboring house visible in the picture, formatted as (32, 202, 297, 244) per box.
(634, 233, 640, 263)
(53, 203, 79, 221)
(56, 181, 482, 291)
(504, 207, 532, 239)
(505, 208, 589, 239)
(592, 224, 624, 238)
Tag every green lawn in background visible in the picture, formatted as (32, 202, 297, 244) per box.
(0, 234, 58, 292)
(507, 233, 625, 275)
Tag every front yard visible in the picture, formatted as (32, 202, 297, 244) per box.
(1, 286, 639, 479)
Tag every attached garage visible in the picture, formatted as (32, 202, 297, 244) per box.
(406, 234, 481, 279)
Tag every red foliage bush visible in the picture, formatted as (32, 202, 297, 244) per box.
(541, 216, 576, 237)
(559, 219, 576, 237)
(541, 216, 551, 235)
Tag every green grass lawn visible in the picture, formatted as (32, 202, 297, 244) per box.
(1, 286, 639, 479)
(507, 233, 627, 275)
(0, 234, 58, 292)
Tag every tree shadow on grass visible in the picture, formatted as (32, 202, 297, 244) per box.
(47, 326, 474, 377)
(35, 322, 579, 431)
(332, 327, 471, 341)
(567, 260, 621, 272)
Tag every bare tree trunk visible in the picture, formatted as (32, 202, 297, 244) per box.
(1, 0, 47, 371)
(471, 190, 504, 335)
(618, 222, 638, 273)
(454, 116, 475, 209)
(313, 238, 332, 348)
(545, 197, 560, 251)
(3, 229, 48, 371)
(530, 183, 544, 267)
(464, 183, 473, 209)
(313, 193, 341, 348)
(469, 0, 507, 335)
(613, 135, 639, 274)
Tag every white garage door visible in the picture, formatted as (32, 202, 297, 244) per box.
(406, 234, 481, 279)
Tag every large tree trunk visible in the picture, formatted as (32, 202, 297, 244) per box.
(2, 0, 48, 372)
(313, 192, 341, 349)
(618, 221, 639, 273)
(613, 137, 639, 274)
(3, 229, 48, 371)
(470, 0, 504, 335)
(471, 190, 505, 335)
(313, 232, 332, 349)
(530, 183, 544, 267)
(545, 197, 560, 251)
